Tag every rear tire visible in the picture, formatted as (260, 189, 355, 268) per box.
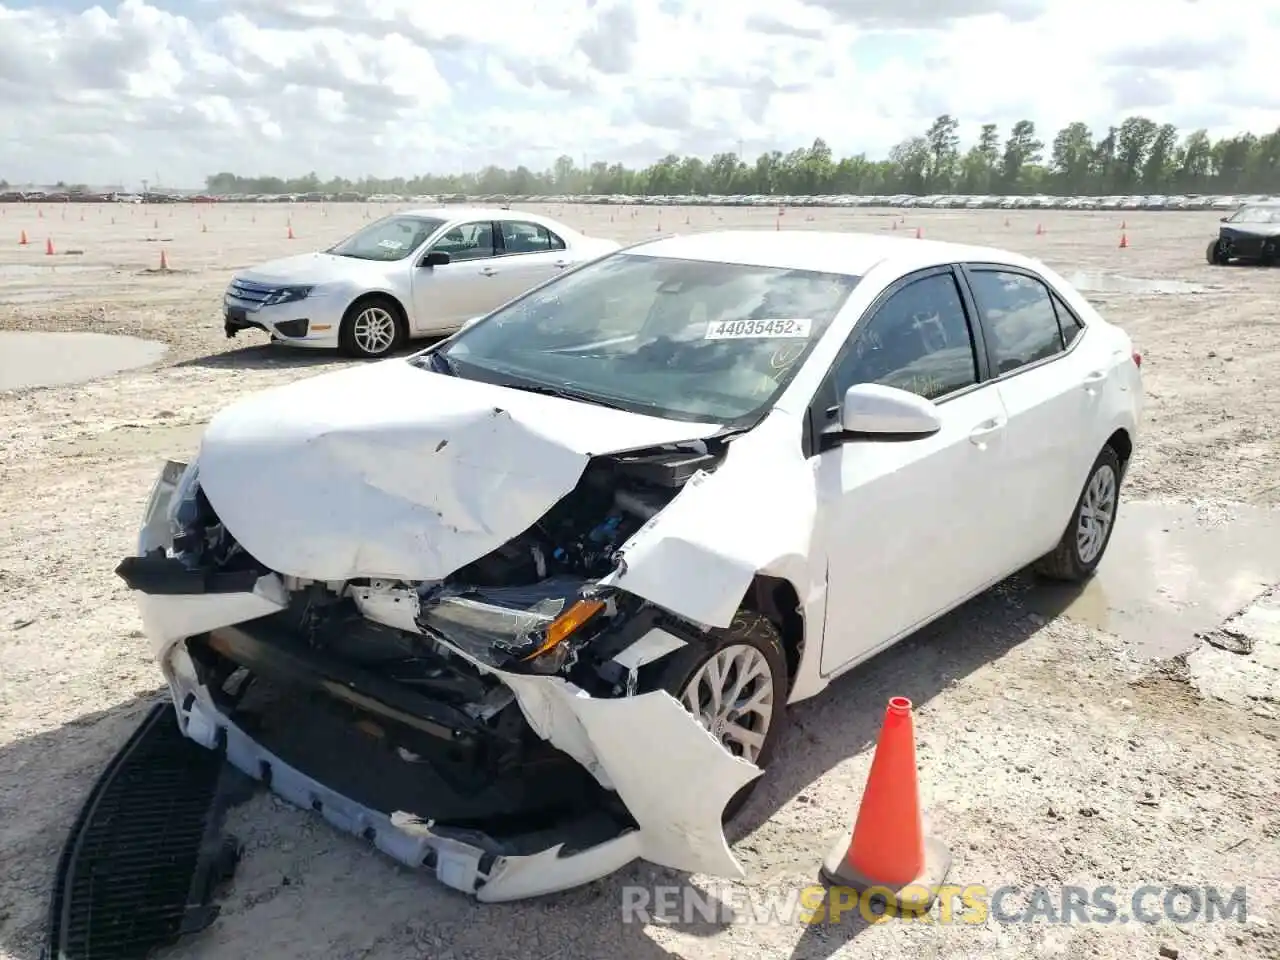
(650, 610, 789, 821)
(339, 296, 406, 359)
(1032, 446, 1122, 582)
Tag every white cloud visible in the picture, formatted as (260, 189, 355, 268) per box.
(0, 0, 1276, 188)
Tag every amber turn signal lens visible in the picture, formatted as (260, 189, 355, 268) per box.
(521, 598, 606, 661)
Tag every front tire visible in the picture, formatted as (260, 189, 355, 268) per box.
(1206, 239, 1227, 265)
(339, 297, 406, 359)
(651, 610, 788, 821)
(1033, 446, 1122, 582)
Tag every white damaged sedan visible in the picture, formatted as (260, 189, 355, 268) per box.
(118, 230, 1142, 901)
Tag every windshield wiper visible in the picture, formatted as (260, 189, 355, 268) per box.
(498, 381, 637, 411)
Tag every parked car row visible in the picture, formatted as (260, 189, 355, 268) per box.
(2, 190, 1274, 210)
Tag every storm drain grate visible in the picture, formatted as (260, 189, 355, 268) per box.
(45, 701, 244, 960)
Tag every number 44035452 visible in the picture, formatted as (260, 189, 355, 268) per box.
(705, 318, 813, 340)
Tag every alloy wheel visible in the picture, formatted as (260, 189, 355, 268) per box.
(1076, 463, 1117, 564)
(352, 307, 398, 356)
(681, 643, 776, 764)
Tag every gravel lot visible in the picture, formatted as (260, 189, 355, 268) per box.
(1, 203, 1277, 960)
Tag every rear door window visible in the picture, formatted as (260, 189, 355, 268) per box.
(966, 269, 1064, 376)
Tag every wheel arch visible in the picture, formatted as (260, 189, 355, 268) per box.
(1105, 427, 1133, 477)
(343, 290, 410, 337)
(740, 574, 805, 694)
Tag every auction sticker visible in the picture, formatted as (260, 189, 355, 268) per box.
(705, 318, 812, 340)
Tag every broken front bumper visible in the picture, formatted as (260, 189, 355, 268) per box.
(125, 460, 761, 902)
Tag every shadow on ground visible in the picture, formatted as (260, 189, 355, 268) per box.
(174, 340, 440, 371)
(172, 344, 348, 371)
(0, 575, 1081, 960)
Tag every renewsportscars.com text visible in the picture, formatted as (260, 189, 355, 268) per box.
(621, 883, 1249, 926)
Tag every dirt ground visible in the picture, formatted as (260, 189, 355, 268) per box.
(1, 203, 1277, 960)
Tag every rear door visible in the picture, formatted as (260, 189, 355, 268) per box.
(487, 219, 572, 303)
(958, 264, 1110, 562)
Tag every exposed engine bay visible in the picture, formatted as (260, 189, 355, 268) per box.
(116, 440, 734, 867)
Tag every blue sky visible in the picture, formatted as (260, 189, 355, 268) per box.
(2, 0, 1277, 187)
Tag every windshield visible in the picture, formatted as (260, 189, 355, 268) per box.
(328, 215, 446, 261)
(1227, 205, 1280, 224)
(436, 253, 860, 424)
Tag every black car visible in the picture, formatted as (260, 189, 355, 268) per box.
(1207, 202, 1280, 265)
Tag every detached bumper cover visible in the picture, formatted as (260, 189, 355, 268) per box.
(128, 460, 761, 902)
(45, 702, 244, 960)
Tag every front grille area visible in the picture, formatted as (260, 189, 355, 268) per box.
(226, 278, 277, 305)
(45, 702, 245, 960)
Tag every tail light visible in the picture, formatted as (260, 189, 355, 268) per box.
(1132, 351, 1142, 367)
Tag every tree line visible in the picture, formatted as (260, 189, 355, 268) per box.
(200, 115, 1269, 198)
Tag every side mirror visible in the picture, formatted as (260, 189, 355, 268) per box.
(421, 250, 451, 268)
(833, 383, 942, 440)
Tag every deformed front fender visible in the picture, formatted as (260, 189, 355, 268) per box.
(601, 415, 821, 630)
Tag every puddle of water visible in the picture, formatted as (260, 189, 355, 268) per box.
(1065, 272, 1210, 296)
(1023, 501, 1280, 657)
(0, 332, 168, 390)
(56, 422, 206, 458)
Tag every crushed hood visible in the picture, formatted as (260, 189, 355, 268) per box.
(195, 360, 722, 582)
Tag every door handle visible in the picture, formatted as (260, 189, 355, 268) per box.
(968, 417, 1005, 447)
(1082, 370, 1107, 390)
(553, 260, 570, 269)
(479, 267, 498, 277)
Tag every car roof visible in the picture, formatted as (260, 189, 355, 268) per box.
(623, 229, 1042, 278)
(398, 207, 565, 224)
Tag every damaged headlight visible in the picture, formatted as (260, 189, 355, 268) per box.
(419, 582, 608, 674)
(167, 461, 203, 543)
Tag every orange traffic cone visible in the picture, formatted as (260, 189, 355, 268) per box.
(45, 237, 54, 255)
(1121, 220, 1127, 230)
(820, 697, 951, 912)
(891, 220, 898, 231)
(19, 229, 28, 245)
(914, 227, 923, 239)
(287, 224, 295, 239)
(1119, 232, 1128, 249)
(1036, 223, 1044, 236)
(159, 249, 168, 270)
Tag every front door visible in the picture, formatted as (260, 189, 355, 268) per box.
(816, 267, 1011, 675)
(410, 220, 500, 332)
